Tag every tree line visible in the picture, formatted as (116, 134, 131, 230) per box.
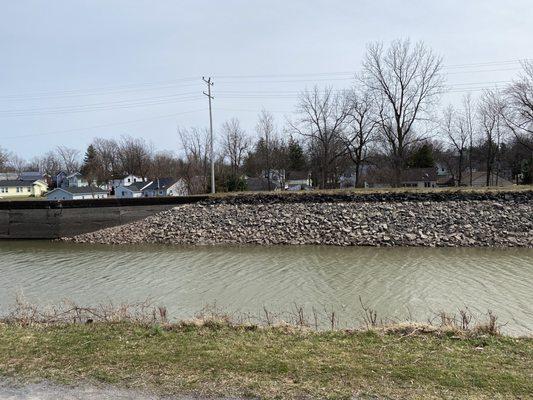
(1, 39, 532, 191)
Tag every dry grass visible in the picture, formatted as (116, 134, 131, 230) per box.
(207, 184, 533, 199)
(1, 298, 531, 398)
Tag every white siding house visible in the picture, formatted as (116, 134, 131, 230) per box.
(46, 187, 108, 200)
(114, 181, 151, 198)
(142, 178, 188, 197)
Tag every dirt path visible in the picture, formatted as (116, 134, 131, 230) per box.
(0, 380, 232, 400)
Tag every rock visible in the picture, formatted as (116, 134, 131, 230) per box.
(63, 194, 533, 249)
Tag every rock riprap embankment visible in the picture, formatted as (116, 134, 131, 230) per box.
(65, 198, 533, 247)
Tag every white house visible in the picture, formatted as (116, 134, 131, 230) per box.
(110, 174, 146, 188)
(62, 172, 88, 188)
(46, 186, 108, 200)
(114, 181, 151, 198)
(142, 178, 188, 197)
(285, 171, 313, 190)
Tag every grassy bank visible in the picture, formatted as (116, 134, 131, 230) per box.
(0, 321, 531, 399)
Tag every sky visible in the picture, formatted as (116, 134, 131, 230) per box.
(1, 0, 532, 159)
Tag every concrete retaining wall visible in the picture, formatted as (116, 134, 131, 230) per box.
(0, 196, 208, 239)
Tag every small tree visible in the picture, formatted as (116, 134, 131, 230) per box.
(221, 118, 250, 179)
(289, 86, 351, 188)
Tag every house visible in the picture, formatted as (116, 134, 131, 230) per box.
(462, 171, 514, 187)
(110, 174, 146, 188)
(19, 171, 44, 181)
(0, 179, 49, 198)
(285, 171, 312, 190)
(400, 168, 437, 188)
(55, 171, 68, 188)
(362, 167, 438, 188)
(62, 172, 88, 188)
(46, 186, 108, 200)
(245, 177, 282, 191)
(142, 178, 188, 197)
(114, 181, 151, 198)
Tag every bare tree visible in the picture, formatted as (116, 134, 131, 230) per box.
(290, 86, 351, 188)
(33, 151, 62, 176)
(441, 105, 469, 185)
(361, 39, 444, 183)
(256, 110, 276, 190)
(503, 60, 533, 150)
(462, 94, 476, 185)
(56, 146, 80, 174)
(91, 138, 121, 180)
(7, 154, 27, 174)
(478, 90, 505, 186)
(221, 118, 250, 178)
(0, 147, 10, 172)
(178, 126, 211, 193)
(342, 88, 379, 186)
(117, 136, 153, 179)
(150, 151, 180, 178)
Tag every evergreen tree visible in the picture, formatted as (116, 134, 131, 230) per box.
(288, 138, 306, 171)
(80, 144, 99, 184)
(408, 144, 435, 168)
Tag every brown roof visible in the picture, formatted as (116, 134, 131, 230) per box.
(286, 170, 310, 180)
(400, 168, 437, 182)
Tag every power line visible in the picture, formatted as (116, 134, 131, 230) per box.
(2, 58, 529, 101)
(0, 109, 205, 140)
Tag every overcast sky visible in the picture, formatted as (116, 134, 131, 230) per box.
(1, 0, 532, 158)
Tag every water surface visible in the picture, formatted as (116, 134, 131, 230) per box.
(0, 241, 531, 335)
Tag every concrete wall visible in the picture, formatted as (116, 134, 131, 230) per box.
(0, 196, 208, 239)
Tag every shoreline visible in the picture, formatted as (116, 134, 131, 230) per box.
(64, 190, 533, 247)
(1, 319, 531, 399)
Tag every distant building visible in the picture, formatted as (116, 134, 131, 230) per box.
(114, 181, 151, 198)
(110, 174, 146, 188)
(0, 179, 48, 198)
(46, 186, 108, 201)
(462, 171, 514, 187)
(142, 178, 188, 197)
(285, 171, 312, 190)
(55, 171, 68, 188)
(62, 172, 89, 188)
(400, 168, 438, 188)
(19, 171, 44, 181)
(363, 167, 438, 188)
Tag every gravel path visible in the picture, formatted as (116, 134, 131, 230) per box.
(0, 380, 238, 400)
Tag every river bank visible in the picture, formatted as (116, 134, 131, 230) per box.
(0, 319, 531, 399)
(65, 190, 533, 247)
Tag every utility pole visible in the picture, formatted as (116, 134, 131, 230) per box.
(202, 77, 215, 194)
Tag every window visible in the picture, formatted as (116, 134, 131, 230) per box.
(16, 187, 20, 193)
(127, 178, 131, 183)
(122, 191, 126, 196)
(27, 187, 31, 192)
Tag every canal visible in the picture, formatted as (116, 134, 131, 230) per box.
(0, 241, 531, 335)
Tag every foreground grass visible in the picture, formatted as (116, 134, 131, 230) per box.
(0, 323, 531, 399)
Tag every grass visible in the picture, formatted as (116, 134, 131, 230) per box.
(0, 321, 531, 399)
(208, 184, 533, 199)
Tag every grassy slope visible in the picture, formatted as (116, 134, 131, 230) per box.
(0, 323, 531, 399)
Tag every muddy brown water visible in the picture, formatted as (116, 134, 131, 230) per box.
(0, 241, 531, 335)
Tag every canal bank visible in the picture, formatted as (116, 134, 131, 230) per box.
(65, 190, 533, 247)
